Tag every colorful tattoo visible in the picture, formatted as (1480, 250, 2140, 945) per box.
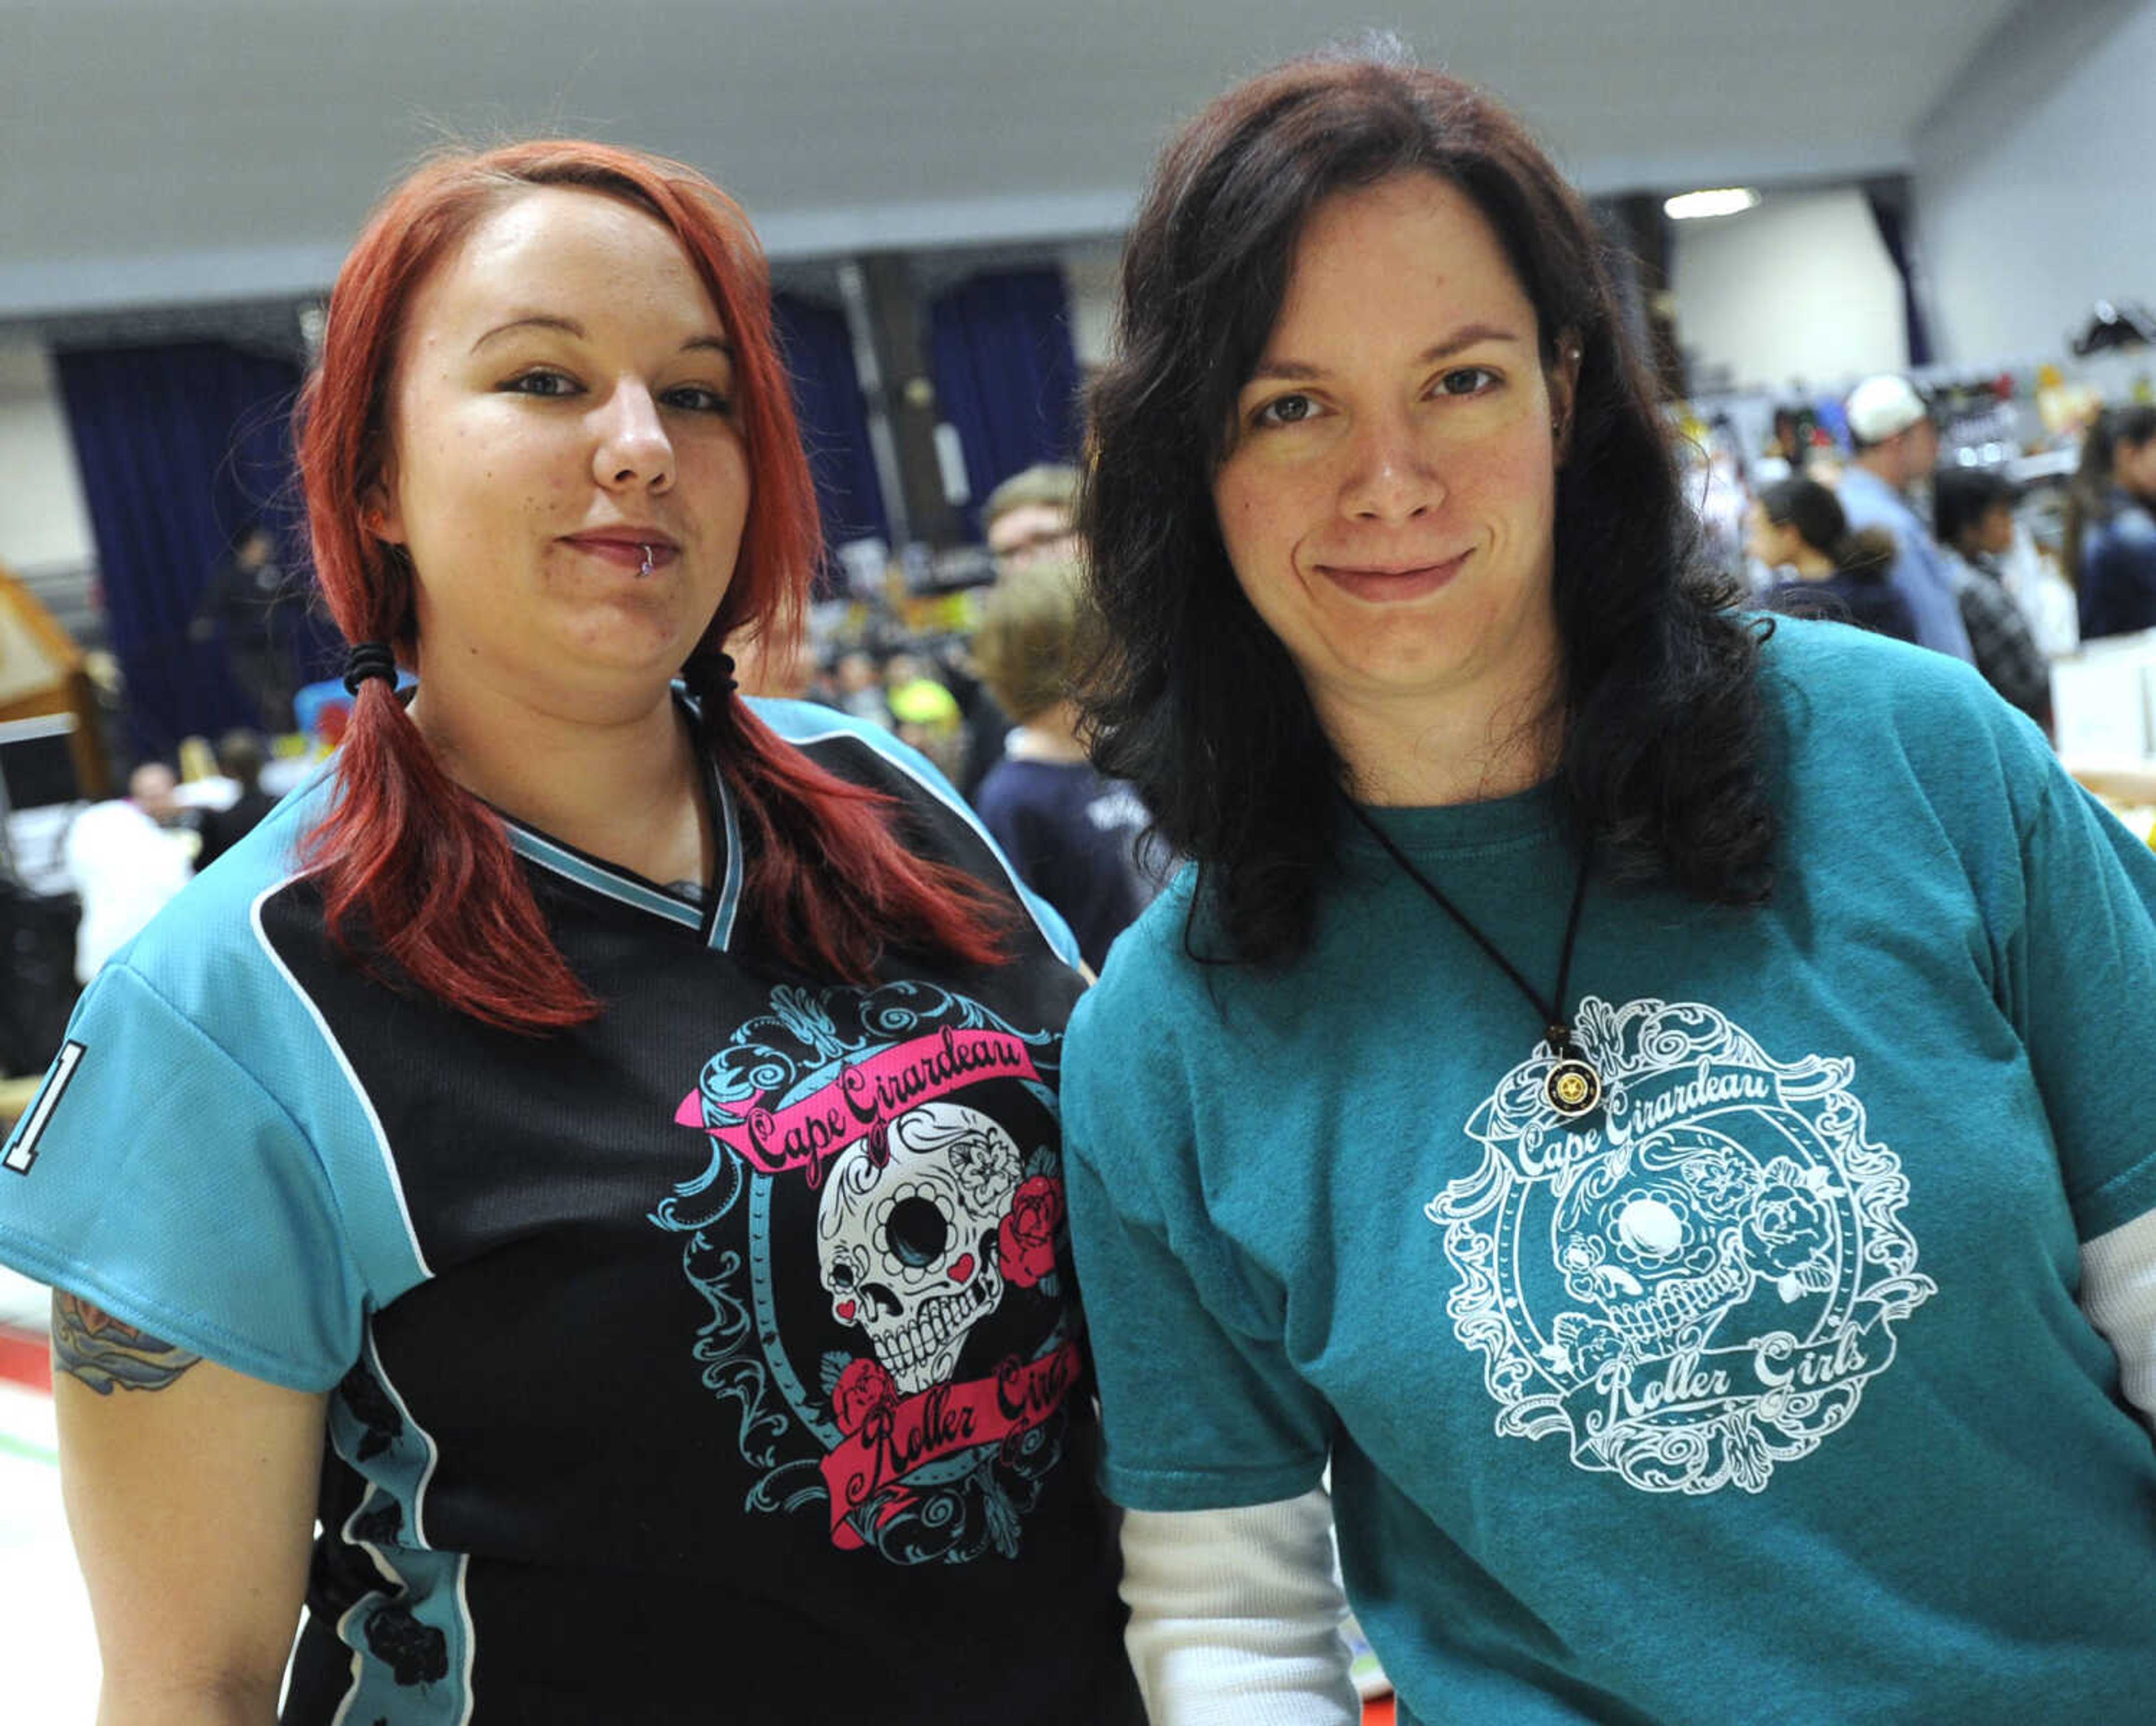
(50, 1291, 202, 1394)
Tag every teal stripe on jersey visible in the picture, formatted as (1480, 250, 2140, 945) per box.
(711, 768, 746, 950)
(326, 1326, 474, 1723)
(504, 825, 703, 928)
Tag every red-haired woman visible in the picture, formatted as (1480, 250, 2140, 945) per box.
(0, 143, 1139, 1724)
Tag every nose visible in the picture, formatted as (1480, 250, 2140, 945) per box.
(592, 382, 675, 492)
(1340, 410, 1442, 523)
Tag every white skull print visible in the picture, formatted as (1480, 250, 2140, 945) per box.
(817, 1101, 1023, 1393)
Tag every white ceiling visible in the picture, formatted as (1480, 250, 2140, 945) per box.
(1, 0, 2029, 318)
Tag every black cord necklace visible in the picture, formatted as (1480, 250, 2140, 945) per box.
(1346, 800, 1603, 1121)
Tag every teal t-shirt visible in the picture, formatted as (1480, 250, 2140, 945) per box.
(1062, 620, 2156, 1724)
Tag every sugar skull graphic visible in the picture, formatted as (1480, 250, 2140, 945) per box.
(1433, 997, 1934, 1495)
(816, 1103, 1022, 1394)
(654, 982, 1082, 1563)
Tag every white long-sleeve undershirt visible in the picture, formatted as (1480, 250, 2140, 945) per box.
(1118, 1485, 1362, 1725)
(2081, 1206, 2156, 1435)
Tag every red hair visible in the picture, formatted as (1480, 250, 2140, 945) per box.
(298, 141, 1006, 1031)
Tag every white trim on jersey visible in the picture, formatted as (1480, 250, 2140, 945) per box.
(249, 879, 433, 1281)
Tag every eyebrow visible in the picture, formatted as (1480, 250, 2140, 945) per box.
(469, 314, 733, 358)
(1247, 322, 1525, 383)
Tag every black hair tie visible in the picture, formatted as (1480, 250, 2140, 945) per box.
(342, 640, 399, 696)
(700, 651, 739, 700)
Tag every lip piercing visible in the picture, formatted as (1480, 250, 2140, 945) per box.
(639, 543, 655, 575)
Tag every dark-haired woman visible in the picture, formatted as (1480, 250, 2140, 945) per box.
(1748, 475, 1919, 643)
(1059, 49, 2156, 1726)
(0, 143, 1138, 1724)
(2068, 404, 2156, 641)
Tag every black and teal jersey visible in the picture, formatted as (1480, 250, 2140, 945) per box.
(2, 697, 1141, 1724)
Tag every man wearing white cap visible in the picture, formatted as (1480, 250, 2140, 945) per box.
(1837, 375, 1976, 663)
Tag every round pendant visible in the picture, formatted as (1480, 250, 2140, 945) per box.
(1544, 1057, 1602, 1120)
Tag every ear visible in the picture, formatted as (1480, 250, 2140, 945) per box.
(1547, 331, 1584, 462)
(362, 472, 406, 547)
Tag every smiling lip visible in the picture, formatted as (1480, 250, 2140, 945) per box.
(1317, 552, 1468, 603)
(563, 529, 679, 572)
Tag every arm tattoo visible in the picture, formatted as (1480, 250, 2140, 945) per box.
(51, 1291, 203, 1394)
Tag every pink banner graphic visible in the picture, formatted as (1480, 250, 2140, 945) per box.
(820, 1343, 1083, 1548)
(676, 1028, 1042, 1178)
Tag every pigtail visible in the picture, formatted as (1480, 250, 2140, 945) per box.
(303, 664, 599, 1032)
(684, 650, 1011, 983)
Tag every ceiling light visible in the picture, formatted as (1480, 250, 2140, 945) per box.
(1664, 188, 1761, 221)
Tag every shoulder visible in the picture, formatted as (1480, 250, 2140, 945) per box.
(746, 695, 962, 801)
(1066, 870, 1204, 1049)
(1757, 614, 2055, 824)
(2096, 501, 2156, 550)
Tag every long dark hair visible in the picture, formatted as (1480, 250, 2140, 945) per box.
(2064, 405, 2156, 588)
(1079, 51, 1773, 966)
(1758, 477, 1894, 582)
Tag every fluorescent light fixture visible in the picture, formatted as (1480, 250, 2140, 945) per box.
(1664, 188, 1761, 221)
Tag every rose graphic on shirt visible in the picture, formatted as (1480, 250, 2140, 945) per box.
(999, 1176, 1065, 1290)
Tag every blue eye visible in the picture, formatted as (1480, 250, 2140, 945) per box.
(1253, 392, 1318, 428)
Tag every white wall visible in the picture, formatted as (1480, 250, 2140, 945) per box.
(1666, 186, 1908, 392)
(0, 344, 94, 576)
(1915, 0, 2156, 365)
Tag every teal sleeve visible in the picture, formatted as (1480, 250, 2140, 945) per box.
(1062, 987, 1333, 1510)
(2006, 765, 2156, 1239)
(0, 964, 367, 1391)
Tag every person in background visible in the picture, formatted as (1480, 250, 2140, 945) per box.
(1, 139, 1139, 1726)
(972, 559, 1161, 974)
(1837, 374, 1975, 663)
(983, 463, 1082, 574)
(191, 520, 298, 731)
(884, 649, 968, 785)
(1749, 476, 1917, 642)
(728, 619, 817, 699)
(970, 467, 1082, 789)
(1933, 467, 2052, 728)
(2066, 404, 2156, 642)
(1061, 47, 2156, 1725)
(830, 646, 891, 726)
(61, 760, 195, 984)
(193, 729, 280, 870)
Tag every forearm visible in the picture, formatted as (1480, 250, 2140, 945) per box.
(97, 1672, 282, 1726)
(1121, 1488, 1362, 1725)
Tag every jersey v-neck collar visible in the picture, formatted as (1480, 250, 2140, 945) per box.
(499, 746, 744, 951)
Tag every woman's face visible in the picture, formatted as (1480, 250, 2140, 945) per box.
(1747, 504, 1797, 568)
(373, 186, 750, 717)
(1211, 172, 1575, 748)
(2118, 435, 2156, 503)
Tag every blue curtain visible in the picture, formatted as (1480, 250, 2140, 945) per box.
(1864, 186, 1934, 369)
(927, 268, 1080, 542)
(53, 340, 319, 759)
(773, 293, 889, 575)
